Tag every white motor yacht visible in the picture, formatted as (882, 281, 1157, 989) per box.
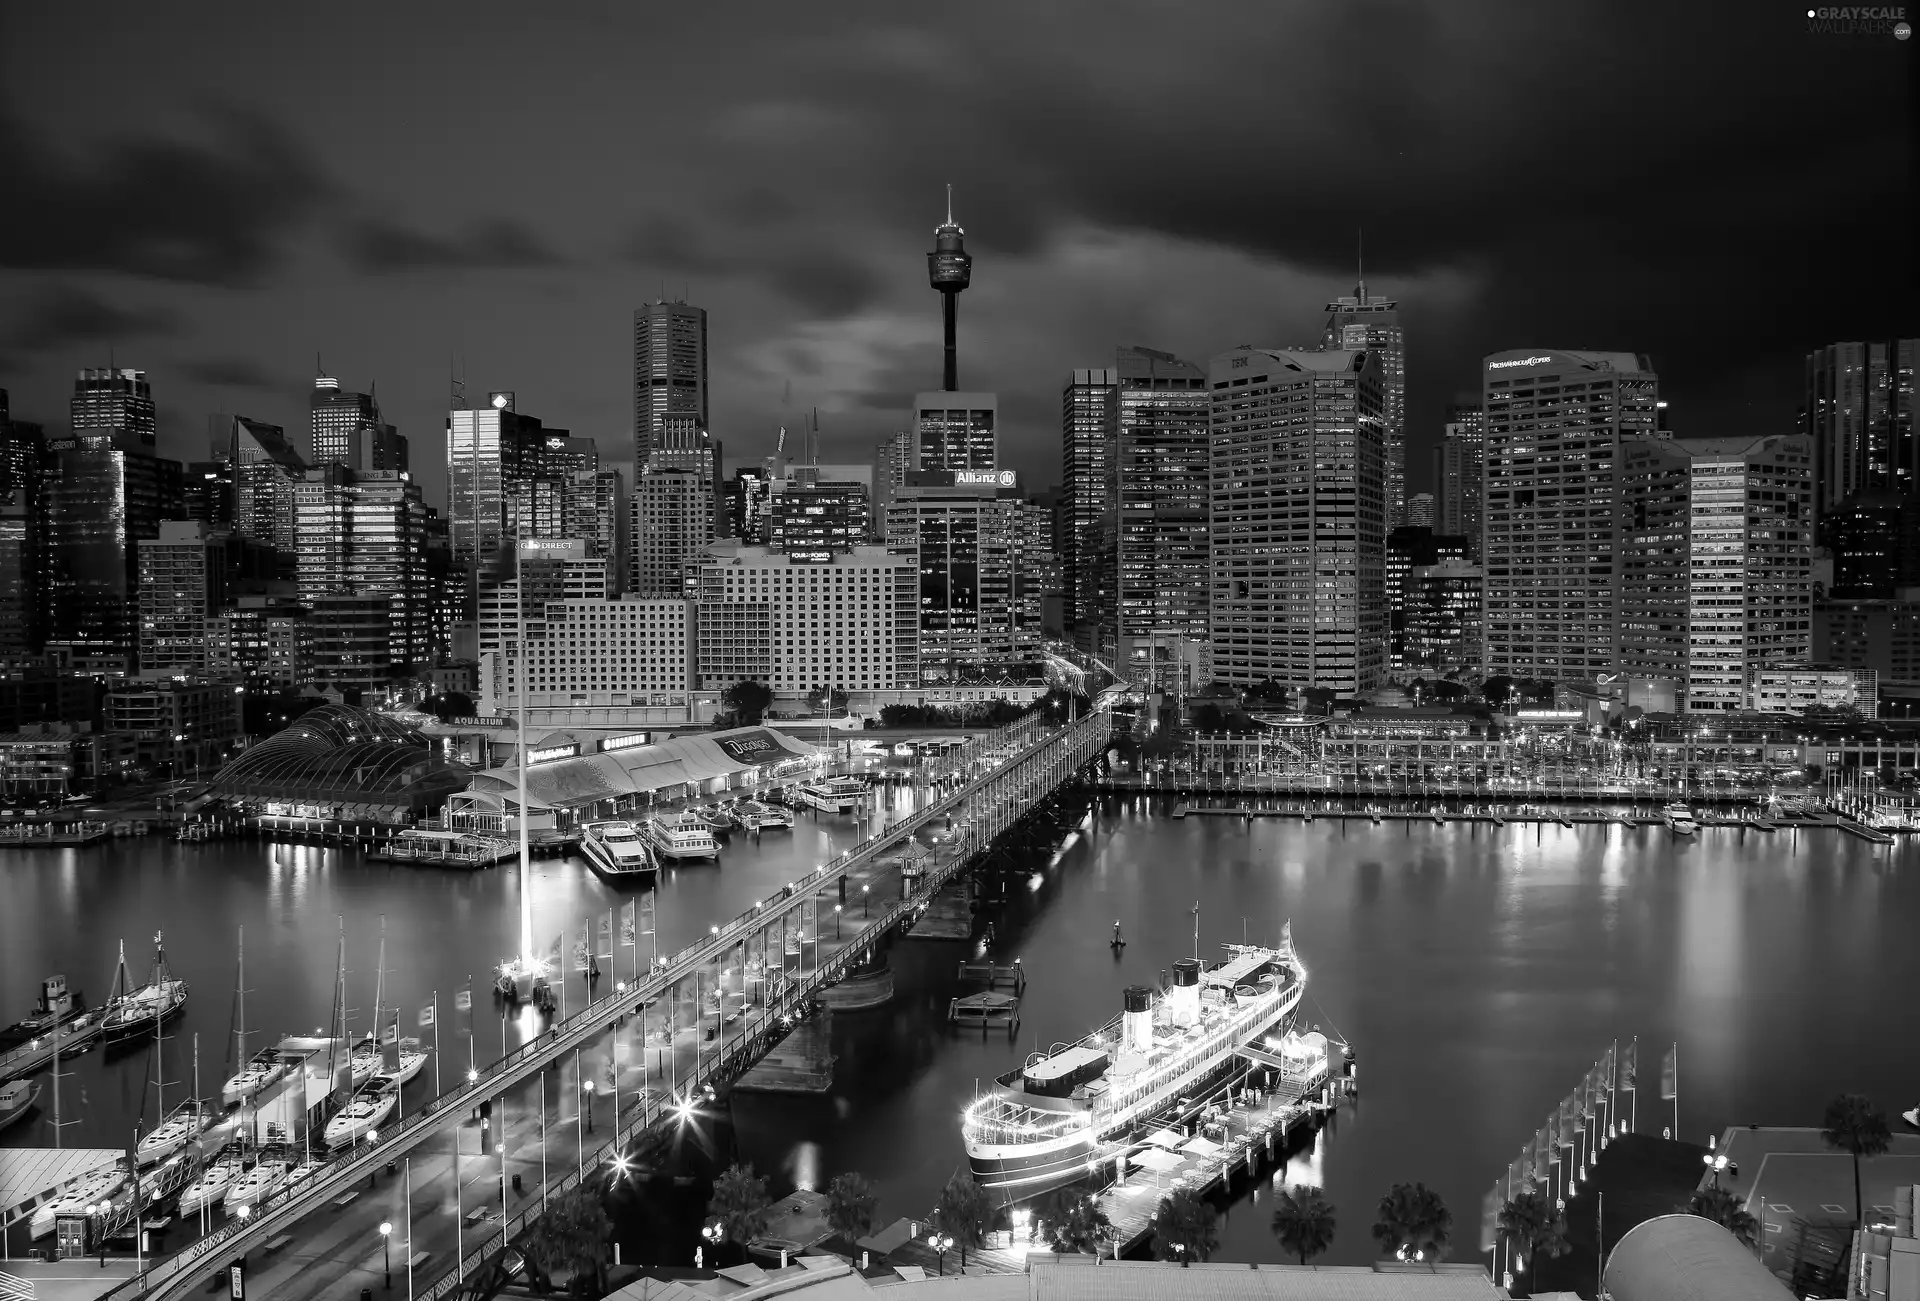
(222, 1155, 289, 1215)
(0, 1079, 38, 1135)
(581, 821, 657, 883)
(30, 1166, 128, 1239)
(222, 1047, 288, 1108)
(1663, 802, 1699, 835)
(177, 1149, 244, 1216)
(136, 1099, 211, 1166)
(644, 813, 718, 862)
(323, 1077, 398, 1149)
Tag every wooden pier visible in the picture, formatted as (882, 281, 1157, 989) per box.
(955, 960, 1026, 994)
(948, 991, 1020, 1036)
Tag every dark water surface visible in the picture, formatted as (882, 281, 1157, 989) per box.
(6, 796, 1918, 1267)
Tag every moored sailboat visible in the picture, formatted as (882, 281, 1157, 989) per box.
(100, 934, 188, 1044)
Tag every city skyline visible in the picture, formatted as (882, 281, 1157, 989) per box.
(1, 5, 1912, 514)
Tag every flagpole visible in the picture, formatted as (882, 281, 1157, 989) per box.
(1673, 1040, 1679, 1141)
(1631, 1035, 1638, 1135)
(574, 1046, 584, 1179)
(455, 1095, 463, 1282)
(540, 1071, 548, 1211)
(406, 1156, 416, 1301)
(467, 975, 475, 1079)
(433, 992, 441, 1095)
(1596, 1189, 1604, 1299)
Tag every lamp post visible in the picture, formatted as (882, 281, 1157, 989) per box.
(834, 904, 842, 940)
(862, 883, 870, 917)
(927, 1232, 953, 1275)
(1704, 1150, 1730, 1189)
(702, 1219, 724, 1267)
(583, 1079, 596, 1133)
(380, 1221, 393, 1290)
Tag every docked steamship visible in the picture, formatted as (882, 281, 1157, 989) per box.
(961, 924, 1309, 1203)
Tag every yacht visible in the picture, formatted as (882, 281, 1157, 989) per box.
(379, 1036, 429, 1088)
(323, 1076, 398, 1149)
(795, 778, 867, 814)
(177, 1148, 244, 1216)
(1663, 803, 1699, 835)
(284, 1155, 327, 1190)
(644, 813, 718, 862)
(223, 1153, 290, 1215)
(136, 1098, 211, 1165)
(580, 821, 657, 884)
(0, 1079, 37, 1135)
(1901, 1103, 1918, 1129)
(222, 1047, 289, 1108)
(30, 1165, 129, 1239)
(1, 975, 87, 1050)
(691, 806, 736, 836)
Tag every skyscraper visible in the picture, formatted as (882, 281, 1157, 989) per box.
(912, 394, 997, 473)
(1434, 395, 1486, 557)
(137, 520, 233, 674)
(1804, 339, 1917, 517)
(886, 471, 1022, 673)
(1619, 434, 1815, 709)
(631, 416, 716, 598)
(1324, 280, 1405, 527)
(446, 392, 548, 573)
(1481, 350, 1660, 681)
(767, 464, 874, 558)
(1115, 347, 1210, 686)
(310, 373, 405, 472)
(216, 415, 308, 564)
(633, 299, 708, 467)
(0, 395, 44, 661)
(1208, 346, 1387, 694)
(293, 466, 440, 678)
(1061, 368, 1119, 657)
(41, 369, 181, 672)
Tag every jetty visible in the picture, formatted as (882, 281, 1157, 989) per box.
(947, 991, 1020, 1036)
(955, 960, 1026, 994)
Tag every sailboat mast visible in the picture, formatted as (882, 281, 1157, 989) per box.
(50, 1033, 60, 1151)
(515, 526, 534, 966)
(373, 915, 387, 1051)
(235, 926, 246, 1077)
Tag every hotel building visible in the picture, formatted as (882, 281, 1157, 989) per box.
(696, 542, 918, 694)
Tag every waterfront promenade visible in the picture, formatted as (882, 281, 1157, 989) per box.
(100, 710, 1111, 1301)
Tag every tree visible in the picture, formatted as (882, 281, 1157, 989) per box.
(1498, 1190, 1570, 1275)
(806, 684, 850, 716)
(934, 1172, 995, 1266)
(826, 1172, 878, 1243)
(1481, 676, 1515, 708)
(423, 690, 476, 722)
(1189, 703, 1229, 735)
(1245, 677, 1290, 707)
(522, 1183, 611, 1298)
(879, 704, 925, 728)
(706, 1163, 772, 1262)
(1149, 1188, 1218, 1265)
(1037, 1190, 1111, 1255)
(1822, 1093, 1892, 1244)
(1371, 1182, 1452, 1261)
(1684, 1186, 1759, 1247)
(1271, 1184, 1337, 1266)
(720, 680, 773, 725)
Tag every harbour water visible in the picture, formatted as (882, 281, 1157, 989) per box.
(4, 794, 1919, 1267)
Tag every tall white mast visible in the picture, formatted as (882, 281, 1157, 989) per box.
(515, 526, 534, 967)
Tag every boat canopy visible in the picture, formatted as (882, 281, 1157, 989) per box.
(1023, 1044, 1109, 1086)
(471, 726, 819, 811)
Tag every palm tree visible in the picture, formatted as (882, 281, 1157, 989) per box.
(521, 1184, 612, 1298)
(707, 1163, 772, 1263)
(826, 1172, 878, 1244)
(1149, 1188, 1218, 1266)
(1271, 1184, 1337, 1266)
(934, 1172, 995, 1267)
(1822, 1094, 1891, 1244)
(1684, 1186, 1760, 1247)
(1498, 1190, 1571, 1277)
(1371, 1182, 1452, 1262)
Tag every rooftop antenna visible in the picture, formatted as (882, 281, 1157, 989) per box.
(450, 349, 467, 411)
(316, 352, 324, 377)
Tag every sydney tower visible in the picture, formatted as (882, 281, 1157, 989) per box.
(927, 186, 972, 392)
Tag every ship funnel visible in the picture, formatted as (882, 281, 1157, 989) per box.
(1168, 959, 1202, 1029)
(1122, 985, 1154, 1052)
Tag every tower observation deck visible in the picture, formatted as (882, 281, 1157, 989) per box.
(928, 186, 972, 392)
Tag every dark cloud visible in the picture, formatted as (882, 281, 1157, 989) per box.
(342, 218, 564, 272)
(4, 284, 176, 353)
(623, 210, 885, 319)
(0, 105, 330, 286)
(177, 357, 282, 392)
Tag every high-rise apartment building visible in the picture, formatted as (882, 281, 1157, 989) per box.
(1803, 339, 1917, 517)
(1208, 346, 1387, 694)
(633, 299, 708, 466)
(40, 369, 181, 672)
(1405, 493, 1435, 529)
(1481, 350, 1660, 681)
(1115, 347, 1210, 684)
(310, 374, 406, 472)
(563, 469, 627, 583)
(913, 393, 997, 473)
(0, 399, 43, 661)
(872, 430, 915, 539)
(1434, 396, 1486, 557)
(631, 417, 716, 598)
(1324, 285, 1405, 526)
(204, 596, 313, 689)
(292, 467, 440, 675)
(696, 542, 919, 693)
(885, 471, 1022, 672)
(1618, 434, 1815, 711)
(1061, 368, 1119, 655)
(136, 521, 234, 675)
(477, 539, 616, 665)
(1015, 495, 1064, 650)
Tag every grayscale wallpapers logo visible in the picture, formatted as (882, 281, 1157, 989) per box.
(1806, 5, 1911, 36)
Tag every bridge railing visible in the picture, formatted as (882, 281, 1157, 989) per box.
(111, 712, 1108, 1300)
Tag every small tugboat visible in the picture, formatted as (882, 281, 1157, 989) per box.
(100, 934, 189, 1045)
(0, 975, 89, 1050)
(1663, 802, 1699, 836)
(0, 1079, 39, 1134)
(323, 1076, 398, 1149)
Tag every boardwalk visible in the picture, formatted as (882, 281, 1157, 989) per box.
(104, 711, 1111, 1301)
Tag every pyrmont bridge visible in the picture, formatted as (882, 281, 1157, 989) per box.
(107, 708, 1113, 1301)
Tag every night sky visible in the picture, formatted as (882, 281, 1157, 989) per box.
(1, 2, 1913, 507)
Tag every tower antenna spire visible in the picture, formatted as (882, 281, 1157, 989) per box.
(946, 183, 954, 226)
(928, 186, 973, 392)
(1356, 226, 1366, 305)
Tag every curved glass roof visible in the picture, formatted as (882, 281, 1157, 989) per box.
(212, 704, 468, 805)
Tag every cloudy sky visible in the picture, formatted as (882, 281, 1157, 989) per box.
(1, 2, 1913, 507)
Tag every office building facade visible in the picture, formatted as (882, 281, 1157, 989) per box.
(913, 392, 997, 473)
(696, 542, 918, 693)
(136, 521, 234, 675)
(1803, 338, 1917, 518)
(311, 374, 405, 472)
(1061, 368, 1119, 656)
(885, 472, 1022, 672)
(1208, 347, 1387, 694)
(631, 418, 716, 598)
(481, 596, 691, 715)
(1115, 347, 1210, 683)
(292, 467, 440, 675)
(767, 464, 874, 557)
(1481, 350, 1660, 681)
(634, 299, 708, 466)
(1433, 397, 1486, 558)
(1324, 288, 1405, 526)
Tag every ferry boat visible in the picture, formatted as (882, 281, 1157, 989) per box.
(222, 1047, 289, 1108)
(735, 800, 793, 832)
(1, 975, 88, 1050)
(323, 1076, 398, 1148)
(0, 1079, 38, 1134)
(223, 1152, 289, 1215)
(177, 1148, 243, 1216)
(795, 778, 867, 814)
(30, 1165, 129, 1239)
(961, 927, 1309, 1205)
(1663, 803, 1699, 835)
(100, 934, 189, 1045)
(580, 821, 657, 883)
(136, 1098, 211, 1165)
(644, 813, 718, 862)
